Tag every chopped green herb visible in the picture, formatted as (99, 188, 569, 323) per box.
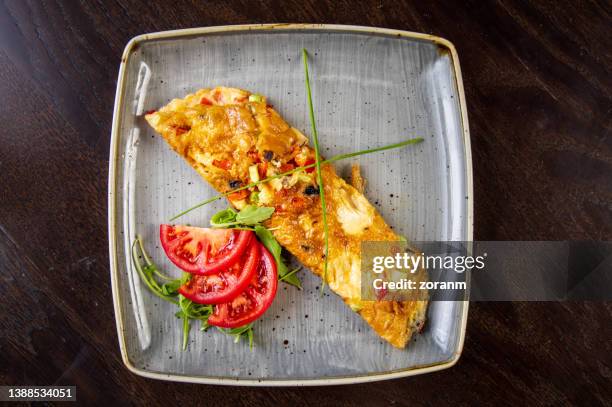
(248, 94, 264, 103)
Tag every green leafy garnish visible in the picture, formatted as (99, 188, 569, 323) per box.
(210, 207, 238, 227)
(279, 266, 302, 284)
(209, 207, 302, 288)
(210, 205, 274, 228)
(255, 225, 302, 289)
(248, 94, 264, 103)
(236, 205, 275, 225)
(181, 312, 190, 351)
(178, 295, 214, 321)
(169, 138, 423, 221)
(176, 295, 213, 350)
(131, 235, 181, 304)
(219, 323, 255, 350)
(132, 236, 225, 351)
(161, 275, 187, 296)
(302, 48, 329, 294)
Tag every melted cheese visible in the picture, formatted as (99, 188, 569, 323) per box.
(328, 250, 362, 300)
(336, 187, 374, 235)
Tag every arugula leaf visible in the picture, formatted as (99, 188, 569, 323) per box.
(210, 208, 237, 227)
(255, 225, 302, 289)
(247, 327, 254, 350)
(235, 205, 275, 225)
(219, 323, 255, 350)
(210, 206, 274, 228)
(176, 294, 214, 351)
(161, 278, 183, 296)
(181, 313, 190, 351)
(210, 208, 300, 288)
(279, 266, 302, 284)
(179, 295, 213, 320)
(135, 236, 258, 351)
(131, 237, 179, 304)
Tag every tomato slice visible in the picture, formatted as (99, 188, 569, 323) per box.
(207, 242, 278, 328)
(178, 240, 259, 304)
(159, 225, 253, 275)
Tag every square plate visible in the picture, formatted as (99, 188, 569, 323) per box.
(108, 24, 472, 386)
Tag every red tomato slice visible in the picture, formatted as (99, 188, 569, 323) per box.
(178, 240, 259, 304)
(208, 242, 278, 328)
(159, 225, 253, 275)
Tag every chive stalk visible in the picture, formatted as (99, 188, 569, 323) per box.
(302, 49, 329, 294)
(169, 137, 423, 221)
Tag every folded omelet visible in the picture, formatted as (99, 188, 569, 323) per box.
(145, 87, 427, 348)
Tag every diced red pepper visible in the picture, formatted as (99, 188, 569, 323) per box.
(213, 159, 232, 171)
(228, 189, 249, 201)
(258, 162, 268, 178)
(294, 151, 316, 174)
(290, 196, 307, 210)
(303, 158, 316, 173)
(170, 124, 191, 136)
(200, 97, 213, 105)
(279, 162, 295, 173)
(247, 151, 261, 163)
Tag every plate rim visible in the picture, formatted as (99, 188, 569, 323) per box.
(108, 23, 473, 386)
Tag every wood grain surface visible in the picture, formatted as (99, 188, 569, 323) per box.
(0, 0, 610, 405)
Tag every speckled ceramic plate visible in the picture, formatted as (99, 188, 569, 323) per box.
(108, 24, 472, 386)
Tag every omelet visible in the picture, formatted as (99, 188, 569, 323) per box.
(145, 87, 428, 348)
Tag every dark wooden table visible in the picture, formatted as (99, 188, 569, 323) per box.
(1, 0, 610, 405)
